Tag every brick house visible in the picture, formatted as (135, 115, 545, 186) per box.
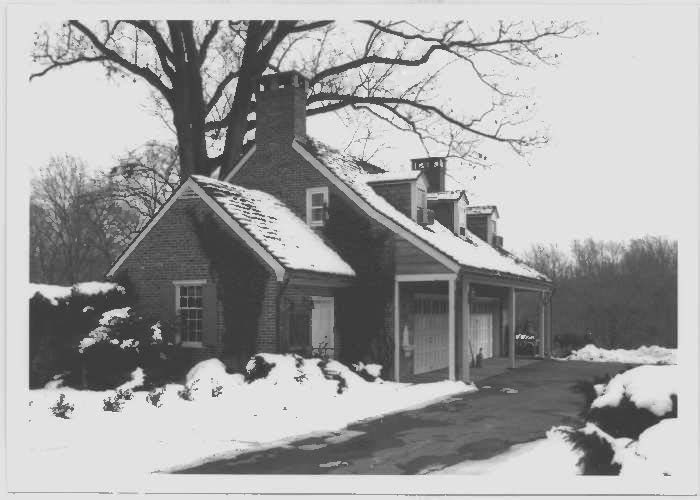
(107, 71, 553, 382)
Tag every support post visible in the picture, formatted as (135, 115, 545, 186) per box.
(509, 287, 516, 369)
(539, 291, 546, 357)
(461, 279, 471, 382)
(448, 277, 456, 381)
(547, 291, 553, 357)
(394, 280, 400, 382)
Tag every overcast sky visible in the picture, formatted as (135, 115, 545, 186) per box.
(12, 7, 698, 254)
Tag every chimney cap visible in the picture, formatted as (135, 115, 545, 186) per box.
(256, 71, 309, 92)
(410, 157, 447, 170)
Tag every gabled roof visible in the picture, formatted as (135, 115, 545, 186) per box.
(107, 176, 355, 280)
(295, 138, 549, 284)
(467, 205, 500, 218)
(427, 190, 468, 203)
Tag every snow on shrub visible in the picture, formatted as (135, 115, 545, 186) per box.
(617, 418, 683, 476)
(565, 344, 677, 365)
(146, 389, 165, 408)
(352, 361, 383, 381)
(185, 358, 243, 399)
(99, 307, 132, 326)
(102, 395, 124, 412)
(591, 365, 678, 417)
(151, 322, 163, 342)
(30, 281, 125, 306)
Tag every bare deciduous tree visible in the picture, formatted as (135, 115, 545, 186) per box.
(31, 19, 584, 180)
(30, 156, 138, 284)
(109, 140, 180, 226)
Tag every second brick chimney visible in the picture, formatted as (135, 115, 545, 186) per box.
(410, 157, 446, 193)
(255, 71, 309, 148)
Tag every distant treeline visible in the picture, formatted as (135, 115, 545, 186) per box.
(522, 236, 677, 349)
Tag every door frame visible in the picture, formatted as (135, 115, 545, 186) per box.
(311, 296, 335, 355)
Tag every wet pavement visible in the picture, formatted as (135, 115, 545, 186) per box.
(177, 359, 629, 475)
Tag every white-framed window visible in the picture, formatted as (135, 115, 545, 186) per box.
(174, 280, 206, 347)
(306, 186, 329, 227)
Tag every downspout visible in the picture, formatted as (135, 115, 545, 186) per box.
(548, 287, 555, 357)
(275, 274, 291, 352)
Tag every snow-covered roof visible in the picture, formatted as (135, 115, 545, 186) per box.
(303, 139, 549, 283)
(361, 170, 423, 184)
(467, 205, 499, 218)
(427, 191, 467, 202)
(191, 175, 355, 278)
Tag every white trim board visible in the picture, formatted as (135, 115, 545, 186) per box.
(107, 177, 286, 281)
(396, 273, 456, 282)
(222, 145, 257, 183)
(291, 139, 461, 273)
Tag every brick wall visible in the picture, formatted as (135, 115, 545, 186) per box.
(234, 144, 330, 222)
(117, 195, 279, 369)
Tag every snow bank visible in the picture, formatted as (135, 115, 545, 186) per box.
(617, 418, 683, 477)
(431, 426, 583, 476)
(591, 365, 678, 416)
(23, 354, 474, 478)
(564, 344, 677, 365)
(30, 281, 126, 305)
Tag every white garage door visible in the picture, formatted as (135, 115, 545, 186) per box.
(413, 294, 449, 374)
(470, 313, 493, 359)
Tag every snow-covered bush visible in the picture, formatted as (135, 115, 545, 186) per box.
(116, 388, 134, 401)
(77, 308, 185, 390)
(146, 389, 165, 408)
(245, 355, 277, 382)
(50, 393, 74, 419)
(563, 365, 679, 475)
(352, 361, 383, 382)
(178, 382, 198, 401)
(102, 395, 124, 412)
(29, 281, 130, 388)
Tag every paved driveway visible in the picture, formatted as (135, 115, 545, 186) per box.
(178, 359, 629, 475)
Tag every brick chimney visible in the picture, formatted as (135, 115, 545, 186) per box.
(255, 71, 308, 148)
(411, 157, 446, 193)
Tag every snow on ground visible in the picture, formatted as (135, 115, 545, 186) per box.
(22, 354, 474, 478)
(434, 364, 680, 477)
(591, 364, 678, 416)
(617, 418, 683, 477)
(430, 426, 583, 476)
(562, 344, 677, 365)
(30, 281, 125, 305)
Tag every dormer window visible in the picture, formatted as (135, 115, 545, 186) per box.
(306, 186, 329, 227)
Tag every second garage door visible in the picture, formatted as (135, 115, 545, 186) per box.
(413, 294, 449, 374)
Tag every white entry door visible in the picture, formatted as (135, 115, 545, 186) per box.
(470, 313, 493, 359)
(311, 296, 334, 357)
(413, 294, 449, 374)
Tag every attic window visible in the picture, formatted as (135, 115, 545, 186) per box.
(306, 186, 329, 227)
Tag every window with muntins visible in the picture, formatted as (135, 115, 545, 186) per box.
(306, 187, 329, 227)
(178, 284, 203, 343)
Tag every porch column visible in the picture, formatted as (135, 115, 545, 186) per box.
(509, 287, 516, 369)
(547, 291, 553, 357)
(448, 277, 456, 381)
(539, 291, 546, 357)
(461, 279, 471, 382)
(394, 279, 400, 382)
